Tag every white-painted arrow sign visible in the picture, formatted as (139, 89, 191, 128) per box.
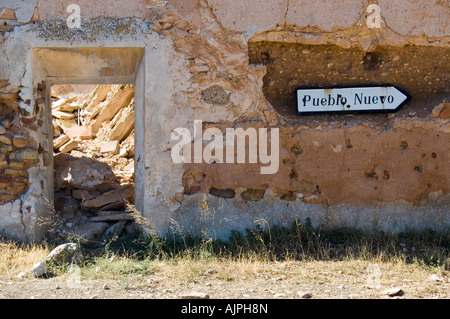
(296, 86, 410, 114)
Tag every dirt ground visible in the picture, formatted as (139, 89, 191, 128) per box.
(0, 260, 448, 300)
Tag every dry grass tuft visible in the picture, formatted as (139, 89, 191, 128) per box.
(0, 238, 51, 279)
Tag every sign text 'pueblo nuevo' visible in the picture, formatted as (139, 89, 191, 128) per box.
(296, 86, 410, 114)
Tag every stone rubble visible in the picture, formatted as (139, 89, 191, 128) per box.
(29, 243, 83, 278)
(50, 84, 137, 246)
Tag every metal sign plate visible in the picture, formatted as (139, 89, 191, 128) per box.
(296, 86, 410, 114)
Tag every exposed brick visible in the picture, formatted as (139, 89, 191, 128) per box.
(0, 176, 12, 184)
(0, 92, 18, 102)
(12, 135, 29, 148)
(4, 168, 28, 177)
(8, 161, 24, 169)
(6, 181, 28, 194)
(37, 82, 46, 91)
(9, 125, 19, 133)
(12, 148, 39, 161)
(35, 98, 45, 105)
(13, 176, 28, 183)
(21, 116, 36, 125)
(0, 160, 7, 169)
(2, 120, 11, 129)
(0, 135, 12, 145)
(0, 145, 12, 153)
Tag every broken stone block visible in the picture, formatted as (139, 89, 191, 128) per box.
(80, 185, 133, 210)
(281, 192, 297, 201)
(0, 161, 7, 169)
(109, 103, 134, 142)
(98, 201, 127, 211)
(70, 221, 109, 247)
(91, 85, 134, 133)
(52, 110, 75, 120)
(124, 221, 140, 235)
(85, 84, 112, 112)
(122, 161, 134, 173)
(57, 102, 81, 113)
(44, 243, 83, 266)
(12, 134, 29, 148)
(209, 187, 235, 198)
(4, 168, 27, 177)
(1, 120, 11, 129)
(240, 189, 266, 201)
(191, 64, 210, 74)
(53, 134, 70, 150)
(118, 147, 128, 157)
(55, 118, 77, 133)
(52, 98, 72, 109)
(121, 131, 135, 157)
(9, 148, 39, 162)
(30, 261, 47, 278)
(100, 140, 120, 154)
(102, 221, 127, 242)
(54, 153, 118, 191)
(58, 139, 79, 153)
(53, 124, 62, 138)
(54, 193, 80, 219)
(289, 180, 317, 194)
(90, 212, 134, 222)
(430, 101, 449, 118)
(72, 189, 100, 201)
(65, 125, 92, 140)
(0, 135, 11, 145)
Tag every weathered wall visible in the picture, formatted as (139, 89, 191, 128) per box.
(0, 0, 448, 241)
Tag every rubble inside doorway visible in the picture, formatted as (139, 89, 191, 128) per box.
(49, 84, 138, 247)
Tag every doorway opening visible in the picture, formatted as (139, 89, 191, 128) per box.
(31, 47, 145, 243)
(50, 83, 137, 245)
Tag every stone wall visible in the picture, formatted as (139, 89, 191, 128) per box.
(0, 0, 448, 242)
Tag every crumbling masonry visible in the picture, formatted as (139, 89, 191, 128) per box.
(0, 0, 448, 242)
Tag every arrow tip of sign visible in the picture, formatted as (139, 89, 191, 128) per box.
(393, 86, 411, 104)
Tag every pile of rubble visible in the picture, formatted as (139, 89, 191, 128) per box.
(52, 84, 135, 185)
(50, 84, 139, 247)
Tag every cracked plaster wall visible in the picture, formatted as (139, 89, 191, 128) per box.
(0, 0, 448, 241)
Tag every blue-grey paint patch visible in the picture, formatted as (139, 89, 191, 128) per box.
(170, 193, 450, 240)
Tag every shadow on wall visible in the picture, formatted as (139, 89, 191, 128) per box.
(49, 153, 136, 247)
(248, 43, 450, 118)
